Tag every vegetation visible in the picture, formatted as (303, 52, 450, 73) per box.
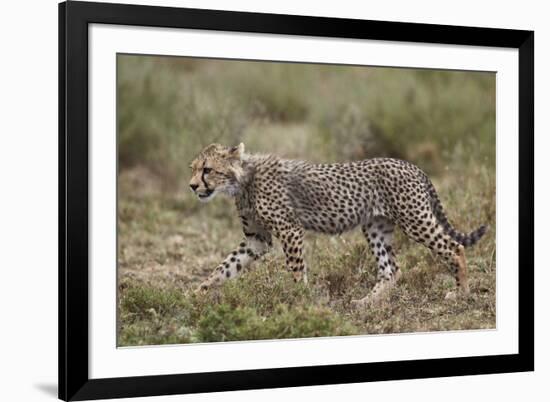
(117, 55, 496, 346)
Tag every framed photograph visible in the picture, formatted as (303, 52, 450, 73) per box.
(59, 1, 534, 400)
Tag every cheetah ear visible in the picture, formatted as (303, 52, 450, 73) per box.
(229, 143, 245, 159)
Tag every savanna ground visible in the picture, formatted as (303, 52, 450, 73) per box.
(117, 55, 496, 346)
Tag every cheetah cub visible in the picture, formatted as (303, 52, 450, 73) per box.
(189, 143, 487, 306)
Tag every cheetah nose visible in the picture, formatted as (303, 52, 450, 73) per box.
(189, 184, 198, 192)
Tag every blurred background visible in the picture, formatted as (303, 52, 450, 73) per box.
(117, 55, 495, 190)
(117, 55, 496, 346)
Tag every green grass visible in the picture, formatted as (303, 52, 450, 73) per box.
(117, 55, 496, 346)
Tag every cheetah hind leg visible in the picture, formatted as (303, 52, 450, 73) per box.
(399, 212, 470, 301)
(444, 244, 469, 300)
(351, 217, 400, 309)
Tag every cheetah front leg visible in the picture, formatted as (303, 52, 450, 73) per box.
(276, 226, 308, 284)
(195, 232, 271, 293)
(351, 216, 400, 308)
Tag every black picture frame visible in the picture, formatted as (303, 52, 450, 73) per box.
(59, 1, 534, 400)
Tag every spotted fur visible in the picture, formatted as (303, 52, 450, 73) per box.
(189, 143, 487, 305)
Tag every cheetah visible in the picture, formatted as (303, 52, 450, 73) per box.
(189, 143, 487, 306)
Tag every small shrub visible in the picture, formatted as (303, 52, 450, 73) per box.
(227, 62, 312, 122)
(263, 305, 358, 339)
(217, 264, 314, 315)
(196, 304, 265, 342)
(119, 284, 187, 321)
(196, 304, 357, 342)
(119, 317, 194, 346)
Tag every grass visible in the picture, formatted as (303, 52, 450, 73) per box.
(117, 55, 496, 346)
(117, 163, 495, 346)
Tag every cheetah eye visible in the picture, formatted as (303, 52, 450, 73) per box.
(203, 167, 212, 174)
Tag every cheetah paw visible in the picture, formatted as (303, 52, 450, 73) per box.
(444, 291, 457, 300)
(194, 283, 210, 295)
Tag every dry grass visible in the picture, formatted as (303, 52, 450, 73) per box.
(117, 163, 495, 346)
(117, 55, 495, 346)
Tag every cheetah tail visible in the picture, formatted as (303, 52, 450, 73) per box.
(425, 176, 488, 248)
(447, 224, 488, 248)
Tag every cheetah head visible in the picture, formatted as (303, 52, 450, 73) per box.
(189, 143, 246, 202)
